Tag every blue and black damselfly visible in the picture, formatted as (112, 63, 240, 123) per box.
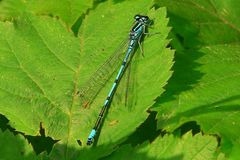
(85, 15, 150, 145)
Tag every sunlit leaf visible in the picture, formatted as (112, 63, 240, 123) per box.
(0, 0, 174, 159)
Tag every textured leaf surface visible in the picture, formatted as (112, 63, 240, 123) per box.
(153, 0, 240, 156)
(0, 0, 174, 159)
(104, 132, 219, 160)
(0, 0, 94, 27)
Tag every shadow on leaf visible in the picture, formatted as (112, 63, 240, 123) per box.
(153, 12, 205, 105)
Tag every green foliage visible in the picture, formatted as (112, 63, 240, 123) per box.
(0, 0, 239, 160)
(153, 0, 240, 159)
(0, 0, 94, 28)
(0, 129, 39, 160)
(105, 132, 219, 160)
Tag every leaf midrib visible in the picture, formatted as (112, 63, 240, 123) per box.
(171, 0, 240, 34)
(189, 0, 240, 34)
(64, 10, 87, 158)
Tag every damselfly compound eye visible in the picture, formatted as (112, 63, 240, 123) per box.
(134, 15, 141, 20)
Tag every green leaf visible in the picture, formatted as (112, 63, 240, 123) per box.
(0, 0, 174, 159)
(0, 0, 94, 27)
(0, 129, 39, 160)
(229, 143, 240, 160)
(153, 0, 240, 156)
(104, 132, 220, 160)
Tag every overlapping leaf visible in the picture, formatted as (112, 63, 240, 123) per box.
(104, 132, 220, 160)
(0, 0, 174, 159)
(0, 129, 39, 160)
(153, 0, 240, 158)
(0, 0, 94, 27)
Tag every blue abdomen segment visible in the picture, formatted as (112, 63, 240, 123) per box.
(87, 129, 96, 145)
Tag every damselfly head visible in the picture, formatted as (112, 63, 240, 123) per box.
(134, 15, 149, 23)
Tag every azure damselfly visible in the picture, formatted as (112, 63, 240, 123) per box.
(86, 15, 150, 145)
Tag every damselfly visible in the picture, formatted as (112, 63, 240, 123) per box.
(86, 15, 150, 145)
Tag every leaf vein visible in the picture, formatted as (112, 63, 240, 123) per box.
(30, 21, 76, 72)
(5, 38, 56, 107)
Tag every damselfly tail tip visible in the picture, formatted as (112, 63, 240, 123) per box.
(87, 129, 96, 145)
(87, 138, 93, 145)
